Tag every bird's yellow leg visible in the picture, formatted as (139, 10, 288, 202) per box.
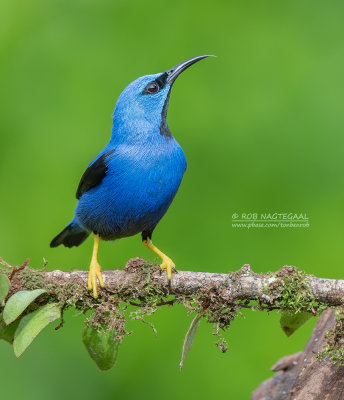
(142, 238, 176, 285)
(88, 234, 105, 298)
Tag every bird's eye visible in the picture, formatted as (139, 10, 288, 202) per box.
(145, 82, 160, 94)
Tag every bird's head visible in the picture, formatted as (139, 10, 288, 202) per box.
(111, 55, 213, 142)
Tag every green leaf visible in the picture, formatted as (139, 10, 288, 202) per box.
(0, 314, 20, 344)
(179, 314, 202, 370)
(280, 311, 312, 336)
(0, 274, 10, 303)
(82, 326, 120, 371)
(13, 303, 61, 357)
(3, 289, 46, 325)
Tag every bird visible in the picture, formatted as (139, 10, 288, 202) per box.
(50, 55, 212, 298)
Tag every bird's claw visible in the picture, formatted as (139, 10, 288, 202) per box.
(160, 256, 176, 286)
(88, 261, 105, 298)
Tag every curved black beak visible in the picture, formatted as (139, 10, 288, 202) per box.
(166, 55, 215, 84)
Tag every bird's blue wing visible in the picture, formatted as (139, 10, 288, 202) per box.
(76, 149, 115, 199)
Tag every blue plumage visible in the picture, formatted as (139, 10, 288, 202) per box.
(51, 56, 212, 296)
(75, 132, 186, 240)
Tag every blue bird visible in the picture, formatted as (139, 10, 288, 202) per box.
(51, 55, 212, 297)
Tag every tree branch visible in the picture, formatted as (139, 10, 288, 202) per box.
(252, 309, 344, 400)
(3, 257, 344, 307)
(2, 256, 344, 382)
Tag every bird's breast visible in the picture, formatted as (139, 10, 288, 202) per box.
(107, 141, 186, 205)
(75, 139, 186, 238)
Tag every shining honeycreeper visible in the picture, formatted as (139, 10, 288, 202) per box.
(51, 55, 212, 297)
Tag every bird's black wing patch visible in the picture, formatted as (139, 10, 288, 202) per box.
(76, 149, 115, 199)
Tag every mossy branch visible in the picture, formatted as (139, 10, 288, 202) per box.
(252, 309, 344, 400)
(1, 256, 344, 372)
(2, 257, 344, 312)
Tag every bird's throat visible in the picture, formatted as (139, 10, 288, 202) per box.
(160, 87, 172, 138)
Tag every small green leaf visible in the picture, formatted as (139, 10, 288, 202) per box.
(0, 314, 20, 344)
(13, 303, 61, 357)
(280, 311, 312, 336)
(0, 274, 10, 303)
(180, 314, 202, 370)
(82, 326, 120, 371)
(3, 289, 46, 325)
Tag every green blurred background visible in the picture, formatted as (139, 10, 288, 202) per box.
(1, 0, 343, 398)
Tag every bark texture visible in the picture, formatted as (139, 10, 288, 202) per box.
(29, 259, 344, 305)
(2, 257, 344, 306)
(252, 309, 344, 400)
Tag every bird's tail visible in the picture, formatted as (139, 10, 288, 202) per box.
(50, 220, 90, 248)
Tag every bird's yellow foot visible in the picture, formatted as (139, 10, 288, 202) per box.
(87, 260, 105, 298)
(87, 233, 105, 298)
(160, 255, 177, 287)
(142, 237, 177, 286)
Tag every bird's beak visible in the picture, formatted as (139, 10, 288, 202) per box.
(166, 55, 215, 84)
